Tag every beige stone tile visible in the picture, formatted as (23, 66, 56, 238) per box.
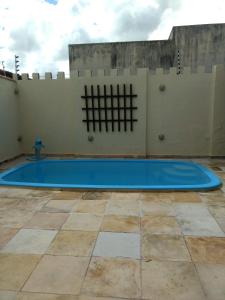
(79, 297, 123, 300)
(0, 197, 48, 211)
(27, 188, 54, 199)
(74, 200, 107, 214)
(208, 205, 225, 218)
(0, 188, 31, 198)
(51, 191, 83, 200)
(63, 213, 102, 231)
(141, 200, 175, 216)
(196, 263, 225, 300)
(172, 192, 202, 203)
(141, 216, 181, 235)
(142, 260, 205, 300)
(82, 257, 141, 298)
(177, 214, 225, 237)
(200, 189, 223, 197)
(0, 291, 17, 300)
(25, 189, 54, 199)
(185, 236, 225, 264)
(1, 229, 57, 254)
(0, 227, 18, 248)
(110, 192, 141, 200)
(82, 192, 111, 200)
(106, 199, 140, 216)
(24, 212, 69, 230)
(23, 255, 89, 295)
(200, 193, 225, 207)
(208, 165, 222, 171)
(17, 292, 78, 299)
(0, 209, 35, 228)
(0, 254, 41, 290)
(216, 217, 225, 232)
(142, 234, 191, 261)
(140, 192, 173, 202)
(41, 200, 78, 213)
(0, 187, 52, 199)
(47, 230, 97, 256)
(93, 232, 140, 259)
(174, 203, 211, 218)
(101, 215, 139, 233)
(216, 171, 225, 179)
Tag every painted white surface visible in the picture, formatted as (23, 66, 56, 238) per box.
(18, 70, 147, 156)
(0, 77, 21, 162)
(93, 232, 141, 258)
(1, 66, 225, 159)
(147, 67, 213, 156)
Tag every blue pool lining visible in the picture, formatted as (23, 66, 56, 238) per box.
(0, 159, 222, 191)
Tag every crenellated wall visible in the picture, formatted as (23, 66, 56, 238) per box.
(0, 76, 21, 162)
(12, 65, 225, 157)
(18, 69, 147, 156)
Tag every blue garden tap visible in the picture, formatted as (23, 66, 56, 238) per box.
(33, 138, 45, 160)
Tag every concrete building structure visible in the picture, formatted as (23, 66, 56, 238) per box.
(69, 23, 225, 73)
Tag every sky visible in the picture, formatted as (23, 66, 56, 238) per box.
(0, 0, 225, 76)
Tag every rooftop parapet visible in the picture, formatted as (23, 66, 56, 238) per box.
(18, 65, 218, 81)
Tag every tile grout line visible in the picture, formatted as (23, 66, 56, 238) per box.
(2, 187, 225, 299)
(183, 230, 208, 299)
(138, 197, 143, 300)
(8, 193, 81, 293)
(78, 199, 107, 295)
(206, 202, 225, 236)
(19, 253, 45, 293)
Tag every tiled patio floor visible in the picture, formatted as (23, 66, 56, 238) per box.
(0, 158, 225, 299)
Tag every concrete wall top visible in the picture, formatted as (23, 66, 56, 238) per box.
(19, 65, 218, 81)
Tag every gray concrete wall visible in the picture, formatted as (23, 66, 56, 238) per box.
(171, 24, 225, 72)
(69, 40, 175, 73)
(0, 76, 21, 162)
(69, 23, 225, 73)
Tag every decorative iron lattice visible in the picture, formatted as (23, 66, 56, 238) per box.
(81, 84, 138, 132)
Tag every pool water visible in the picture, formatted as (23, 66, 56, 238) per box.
(0, 159, 221, 190)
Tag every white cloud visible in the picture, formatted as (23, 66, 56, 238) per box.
(0, 0, 225, 76)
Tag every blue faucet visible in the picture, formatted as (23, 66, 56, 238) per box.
(33, 138, 45, 160)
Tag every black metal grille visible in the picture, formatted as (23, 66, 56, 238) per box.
(81, 84, 138, 132)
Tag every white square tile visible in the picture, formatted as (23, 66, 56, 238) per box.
(177, 215, 225, 237)
(142, 260, 205, 300)
(0, 229, 57, 254)
(105, 199, 140, 216)
(174, 203, 211, 218)
(141, 201, 175, 217)
(0, 291, 17, 300)
(93, 232, 140, 259)
(196, 263, 225, 300)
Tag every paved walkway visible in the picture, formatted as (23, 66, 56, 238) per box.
(0, 158, 225, 299)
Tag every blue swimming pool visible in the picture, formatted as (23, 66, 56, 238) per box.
(0, 159, 221, 190)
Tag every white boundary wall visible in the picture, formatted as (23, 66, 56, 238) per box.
(0, 76, 21, 162)
(1, 65, 225, 161)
